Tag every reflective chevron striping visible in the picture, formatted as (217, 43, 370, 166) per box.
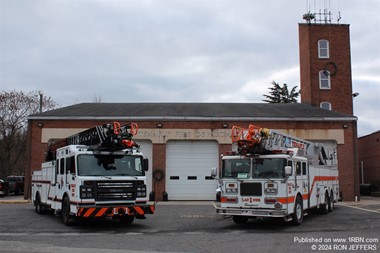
(77, 205, 154, 218)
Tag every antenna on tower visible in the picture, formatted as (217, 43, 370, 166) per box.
(303, 0, 341, 24)
(337, 11, 341, 23)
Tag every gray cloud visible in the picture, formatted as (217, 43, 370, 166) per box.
(1, 0, 379, 136)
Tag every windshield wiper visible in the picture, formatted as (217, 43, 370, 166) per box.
(264, 177, 274, 182)
(113, 174, 140, 179)
(89, 175, 112, 179)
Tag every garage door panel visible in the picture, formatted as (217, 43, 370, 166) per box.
(166, 141, 218, 200)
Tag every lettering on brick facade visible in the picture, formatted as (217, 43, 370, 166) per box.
(135, 129, 231, 143)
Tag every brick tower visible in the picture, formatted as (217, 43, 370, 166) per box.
(299, 18, 353, 115)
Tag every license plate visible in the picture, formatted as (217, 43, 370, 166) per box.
(113, 207, 128, 215)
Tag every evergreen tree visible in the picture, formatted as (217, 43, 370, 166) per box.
(262, 81, 299, 103)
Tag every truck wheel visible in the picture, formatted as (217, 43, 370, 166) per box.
(35, 193, 44, 214)
(232, 216, 248, 224)
(328, 191, 334, 212)
(320, 193, 329, 215)
(62, 196, 74, 226)
(120, 215, 135, 224)
(291, 196, 303, 226)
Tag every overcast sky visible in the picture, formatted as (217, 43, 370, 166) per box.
(1, 0, 379, 137)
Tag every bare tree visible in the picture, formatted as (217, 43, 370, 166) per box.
(262, 81, 299, 103)
(0, 90, 57, 178)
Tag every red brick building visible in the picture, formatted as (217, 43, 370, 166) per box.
(358, 131, 380, 191)
(25, 22, 360, 201)
(26, 103, 358, 201)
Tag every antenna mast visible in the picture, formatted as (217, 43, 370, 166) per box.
(303, 0, 342, 24)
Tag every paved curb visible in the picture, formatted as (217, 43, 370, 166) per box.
(0, 199, 31, 204)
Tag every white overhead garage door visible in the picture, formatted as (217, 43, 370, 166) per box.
(166, 140, 219, 200)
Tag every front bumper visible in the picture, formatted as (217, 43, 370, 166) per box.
(213, 202, 287, 218)
(77, 204, 155, 218)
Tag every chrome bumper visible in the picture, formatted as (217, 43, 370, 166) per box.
(213, 202, 287, 217)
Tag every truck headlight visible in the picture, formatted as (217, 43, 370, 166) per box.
(264, 182, 278, 194)
(225, 182, 238, 195)
(136, 186, 146, 197)
(80, 186, 94, 199)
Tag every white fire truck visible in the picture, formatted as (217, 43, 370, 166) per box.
(212, 124, 339, 225)
(32, 122, 154, 225)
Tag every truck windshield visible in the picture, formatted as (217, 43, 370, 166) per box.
(222, 158, 287, 179)
(252, 158, 286, 179)
(77, 154, 144, 177)
(222, 158, 251, 179)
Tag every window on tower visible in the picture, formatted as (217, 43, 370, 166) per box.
(320, 102, 332, 110)
(319, 70, 331, 89)
(318, 40, 329, 58)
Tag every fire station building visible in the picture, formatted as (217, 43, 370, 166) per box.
(25, 22, 360, 201)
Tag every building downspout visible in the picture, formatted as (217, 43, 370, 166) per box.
(353, 120, 360, 202)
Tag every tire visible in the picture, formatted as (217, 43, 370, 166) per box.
(216, 192, 221, 202)
(291, 196, 303, 226)
(35, 193, 44, 214)
(320, 193, 329, 215)
(120, 215, 135, 224)
(62, 196, 75, 226)
(328, 191, 334, 212)
(232, 216, 249, 224)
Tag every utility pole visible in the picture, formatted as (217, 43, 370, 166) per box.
(38, 90, 43, 113)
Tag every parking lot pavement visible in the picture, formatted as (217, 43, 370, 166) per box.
(337, 196, 380, 213)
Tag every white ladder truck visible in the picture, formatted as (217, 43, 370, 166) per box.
(32, 122, 154, 225)
(212, 124, 339, 225)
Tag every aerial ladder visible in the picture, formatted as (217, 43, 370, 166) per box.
(45, 122, 140, 161)
(231, 124, 330, 165)
(232, 124, 317, 157)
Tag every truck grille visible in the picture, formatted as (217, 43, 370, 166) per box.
(240, 183, 262, 196)
(95, 181, 136, 201)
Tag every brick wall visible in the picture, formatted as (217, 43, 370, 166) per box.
(299, 24, 353, 115)
(358, 132, 380, 187)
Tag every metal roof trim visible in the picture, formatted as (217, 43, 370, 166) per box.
(28, 115, 358, 122)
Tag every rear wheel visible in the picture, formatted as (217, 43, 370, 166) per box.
(328, 191, 334, 212)
(291, 196, 303, 226)
(320, 193, 329, 215)
(35, 193, 44, 214)
(232, 216, 248, 224)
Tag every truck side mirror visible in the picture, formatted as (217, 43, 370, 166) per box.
(143, 158, 149, 172)
(211, 167, 218, 179)
(285, 166, 292, 176)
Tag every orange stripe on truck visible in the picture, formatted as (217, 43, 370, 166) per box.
(95, 208, 108, 217)
(277, 196, 295, 204)
(83, 208, 95, 217)
(133, 207, 144, 215)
